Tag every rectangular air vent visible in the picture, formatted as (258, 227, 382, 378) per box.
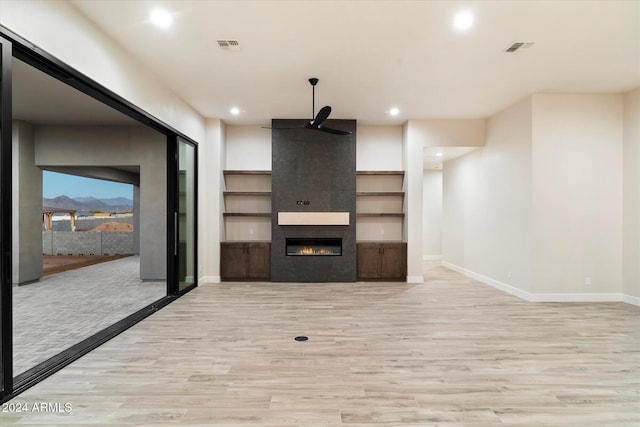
(217, 40, 240, 51)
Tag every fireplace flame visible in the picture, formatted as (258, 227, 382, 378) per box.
(297, 246, 334, 255)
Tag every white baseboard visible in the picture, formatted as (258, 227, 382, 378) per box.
(442, 261, 531, 301)
(198, 275, 221, 284)
(526, 293, 623, 303)
(406, 275, 424, 283)
(422, 255, 442, 261)
(441, 261, 633, 305)
(623, 294, 640, 306)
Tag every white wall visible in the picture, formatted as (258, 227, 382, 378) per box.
(623, 89, 640, 302)
(531, 94, 623, 296)
(199, 119, 225, 284)
(225, 126, 272, 170)
(356, 126, 403, 170)
(443, 94, 628, 301)
(12, 121, 42, 284)
(405, 119, 486, 148)
(403, 122, 424, 283)
(422, 170, 442, 258)
(443, 98, 533, 293)
(0, 0, 205, 142)
(225, 125, 404, 172)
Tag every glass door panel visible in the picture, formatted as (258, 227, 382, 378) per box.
(178, 139, 196, 291)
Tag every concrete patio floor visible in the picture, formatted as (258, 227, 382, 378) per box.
(13, 255, 165, 375)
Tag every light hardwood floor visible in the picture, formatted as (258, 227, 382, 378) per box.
(1, 264, 639, 426)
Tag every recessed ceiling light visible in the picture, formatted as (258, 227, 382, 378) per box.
(436, 152, 443, 157)
(230, 107, 240, 115)
(150, 8, 173, 29)
(389, 107, 400, 116)
(453, 10, 474, 31)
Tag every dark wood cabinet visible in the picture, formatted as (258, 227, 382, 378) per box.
(357, 242, 407, 281)
(221, 242, 270, 281)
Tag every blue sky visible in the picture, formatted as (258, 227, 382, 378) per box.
(43, 171, 133, 200)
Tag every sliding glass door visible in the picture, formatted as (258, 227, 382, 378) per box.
(0, 27, 198, 401)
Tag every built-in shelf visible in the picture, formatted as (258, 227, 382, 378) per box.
(223, 191, 272, 196)
(356, 170, 405, 241)
(356, 192, 404, 196)
(223, 170, 272, 241)
(356, 171, 404, 176)
(356, 213, 405, 218)
(223, 170, 272, 176)
(223, 212, 271, 217)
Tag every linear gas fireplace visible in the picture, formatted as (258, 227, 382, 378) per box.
(286, 238, 342, 256)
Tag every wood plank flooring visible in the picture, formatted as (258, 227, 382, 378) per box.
(1, 264, 639, 426)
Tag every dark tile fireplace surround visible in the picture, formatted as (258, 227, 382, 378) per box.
(271, 119, 357, 282)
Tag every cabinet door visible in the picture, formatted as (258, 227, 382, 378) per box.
(221, 243, 248, 280)
(380, 243, 407, 280)
(247, 243, 271, 280)
(357, 244, 382, 279)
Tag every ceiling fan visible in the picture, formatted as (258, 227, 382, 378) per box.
(268, 78, 351, 135)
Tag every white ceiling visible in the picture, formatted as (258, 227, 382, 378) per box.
(12, 58, 138, 125)
(68, 0, 639, 127)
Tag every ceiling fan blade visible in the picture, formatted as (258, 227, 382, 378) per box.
(267, 126, 304, 130)
(306, 105, 331, 129)
(318, 125, 352, 136)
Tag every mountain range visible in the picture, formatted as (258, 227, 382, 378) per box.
(43, 195, 133, 213)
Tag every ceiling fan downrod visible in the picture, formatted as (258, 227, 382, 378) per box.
(309, 77, 318, 120)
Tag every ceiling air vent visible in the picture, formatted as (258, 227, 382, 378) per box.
(217, 40, 240, 51)
(505, 42, 534, 53)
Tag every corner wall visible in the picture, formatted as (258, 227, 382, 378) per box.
(442, 94, 629, 302)
(623, 89, 640, 303)
(442, 98, 533, 294)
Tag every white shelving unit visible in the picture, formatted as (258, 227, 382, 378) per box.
(356, 171, 405, 241)
(222, 170, 272, 241)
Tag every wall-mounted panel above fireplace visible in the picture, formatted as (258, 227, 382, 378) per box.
(278, 211, 349, 226)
